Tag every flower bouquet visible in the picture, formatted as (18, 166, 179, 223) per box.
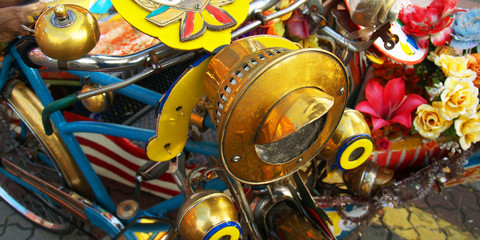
(354, 1, 480, 177)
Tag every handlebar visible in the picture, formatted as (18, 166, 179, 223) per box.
(27, 0, 382, 72)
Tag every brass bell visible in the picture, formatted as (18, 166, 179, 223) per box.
(318, 109, 374, 170)
(177, 189, 241, 240)
(35, 4, 100, 60)
(343, 161, 394, 197)
(79, 83, 113, 113)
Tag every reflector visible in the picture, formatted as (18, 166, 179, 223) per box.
(204, 36, 349, 184)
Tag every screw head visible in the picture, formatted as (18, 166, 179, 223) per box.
(231, 155, 241, 163)
(338, 87, 345, 96)
(297, 157, 303, 163)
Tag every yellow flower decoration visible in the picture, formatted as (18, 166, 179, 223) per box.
(454, 112, 480, 150)
(438, 76, 479, 120)
(414, 103, 453, 139)
(111, 0, 248, 51)
(435, 54, 477, 80)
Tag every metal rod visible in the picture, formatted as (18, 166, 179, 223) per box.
(75, 52, 196, 101)
(122, 105, 154, 126)
(76, 68, 154, 100)
(214, 166, 263, 239)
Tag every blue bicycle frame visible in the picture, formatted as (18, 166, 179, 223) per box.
(0, 43, 227, 239)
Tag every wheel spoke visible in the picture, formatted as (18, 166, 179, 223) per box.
(0, 100, 74, 234)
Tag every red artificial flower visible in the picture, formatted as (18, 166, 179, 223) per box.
(355, 78, 427, 130)
(376, 137, 392, 151)
(398, 0, 459, 47)
(285, 9, 310, 40)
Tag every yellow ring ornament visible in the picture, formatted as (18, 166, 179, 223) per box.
(206, 225, 240, 240)
(111, 0, 249, 52)
(338, 136, 374, 170)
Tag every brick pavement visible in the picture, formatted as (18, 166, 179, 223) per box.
(350, 182, 480, 240)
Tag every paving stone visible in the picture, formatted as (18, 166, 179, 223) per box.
(412, 198, 429, 209)
(424, 191, 455, 209)
(6, 212, 35, 229)
(445, 186, 480, 211)
(415, 227, 446, 240)
(407, 207, 440, 229)
(442, 226, 477, 240)
(390, 228, 418, 240)
(381, 208, 413, 229)
(1, 224, 33, 240)
(462, 208, 480, 235)
(358, 225, 389, 240)
(31, 229, 63, 240)
(390, 233, 408, 240)
(431, 205, 468, 230)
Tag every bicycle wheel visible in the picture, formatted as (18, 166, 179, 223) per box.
(0, 98, 76, 235)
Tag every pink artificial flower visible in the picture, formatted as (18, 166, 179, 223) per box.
(398, 0, 459, 48)
(355, 78, 427, 130)
(285, 9, 310, 40)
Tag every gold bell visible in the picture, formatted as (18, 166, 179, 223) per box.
(177, 189, 241, 240)
(79, 83, 113, 113)
(35, 4, 100, 60)
(318, 109, 374, 170)
(343, 161, 394, 197)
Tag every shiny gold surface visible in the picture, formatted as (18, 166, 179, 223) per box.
(319, 109, 373, 168)
(79, 83, 113, 113)
(204, 36, 348, 184)
(343, 161, 394, 197)
(54, 4, 67, 19)
(256, 88, 334, 145)
(269, 203, 328, 240)
(116, 199, 139, 220)
(35, 4, 100, 60)
(177, 190, 238, 240)
(3, 79, 93, 199)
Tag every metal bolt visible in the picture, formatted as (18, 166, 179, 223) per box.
(231, 155, 241, 163)
(338, 87, 345, 96)
(194, 3, 201, 9)
(297, 157, 303, 163)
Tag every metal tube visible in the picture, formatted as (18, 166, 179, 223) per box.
(76, 68, 154, 100)
(317, 26, 374, 52)
(28, 44, 179, 72)
(75, 52, 196, 101)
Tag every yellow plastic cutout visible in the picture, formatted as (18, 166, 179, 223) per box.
(111, 0, 249, 51)
(146, 56, 213, 162)
(146, 36, 300, 162)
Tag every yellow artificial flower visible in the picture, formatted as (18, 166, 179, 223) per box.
(438, 76, 479, 120)
(414, 104, 453, 139)
(434, 54, 477, 80)
(454, 112, 480, 150)
(427, 46, 458, 62)
(299, 35, 319, 48)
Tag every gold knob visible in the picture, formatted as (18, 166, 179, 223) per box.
(54, 4, 67, 19)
